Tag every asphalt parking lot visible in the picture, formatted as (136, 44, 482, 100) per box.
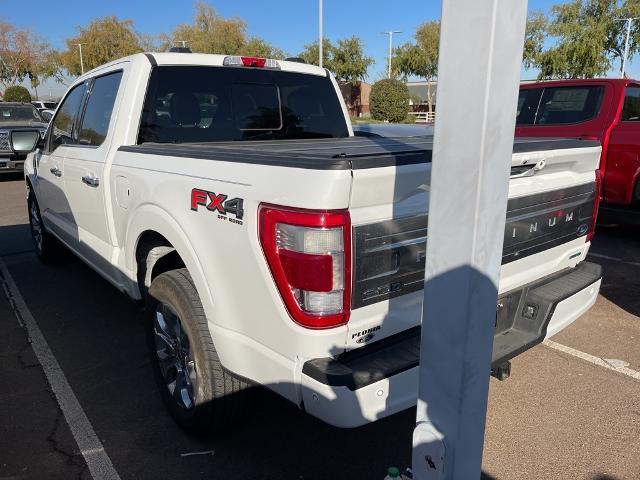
(1, 173, 639, 480)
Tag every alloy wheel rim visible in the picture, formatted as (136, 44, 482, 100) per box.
(29, 200, 43, 252)
(153, 303, 197, 410)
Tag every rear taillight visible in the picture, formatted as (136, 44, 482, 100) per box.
(259, 204, 351, 329)
(587, 169, 602, 242)
(222, 56, 280, 69)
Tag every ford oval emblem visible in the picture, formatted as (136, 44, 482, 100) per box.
(577, 223, 589, 236)
(356, 333, 375, 344)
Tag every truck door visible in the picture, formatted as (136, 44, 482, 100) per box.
(37, 81, 88, 240)
(63, 69, 124, 279)
(604, 85, 640, 205)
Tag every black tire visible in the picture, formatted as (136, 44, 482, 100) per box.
(27, 191, 59, 263)
(146, 268, 250, 435)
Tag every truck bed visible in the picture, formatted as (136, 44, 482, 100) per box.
(119, 136, 600, 170)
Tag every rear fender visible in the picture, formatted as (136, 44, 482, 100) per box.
(125, 204, 214, 317)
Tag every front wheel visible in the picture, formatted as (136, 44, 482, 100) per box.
(27, 192, 59, 262)
(146, 268, 251, 435)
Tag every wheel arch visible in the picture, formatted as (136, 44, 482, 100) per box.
(125, 205, 214, 315)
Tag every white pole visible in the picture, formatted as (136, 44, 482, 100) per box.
(76, 44, 85, 75)
(412, 1, 528, 479)
(622, 18, 632, 79)
(616, 17, 639, 79)
(388, 32, 393, 78)
(381, 31, 402, 79)
(319, 0, 323, 68)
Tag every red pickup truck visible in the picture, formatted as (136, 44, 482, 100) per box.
(516, 79, 640, 222)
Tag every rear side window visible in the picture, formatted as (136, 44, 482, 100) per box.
(50, 82, 88, 151)
(535, 86, 603, 125)
(78, 71, 123, 146)
(516, 88, 542, 125)
(621, 86, 640, 121)
(138, 66, 349, 143)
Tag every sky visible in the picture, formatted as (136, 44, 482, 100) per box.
(4, 0, 639, 98)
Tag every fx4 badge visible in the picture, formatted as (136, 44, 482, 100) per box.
(191, 188, 244, 225)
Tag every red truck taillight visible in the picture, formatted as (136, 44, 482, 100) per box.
(587, 169, 602, 242)
(259, 204, 351, 329)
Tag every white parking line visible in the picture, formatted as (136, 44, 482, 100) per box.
(544, 339, 640, 381)
(588, 252, 640, 267)
(0, 258, 121, 480)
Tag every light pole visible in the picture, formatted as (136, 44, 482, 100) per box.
(412, 0, 527, 478)
(75, 43, 87, 75)
(381, 31, 402, 79)
(318, 0, 323, 68)
(615, 17, 639, 78)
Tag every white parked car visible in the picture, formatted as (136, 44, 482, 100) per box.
(23, 52, 602, 433)
(31, 100, 58, 112)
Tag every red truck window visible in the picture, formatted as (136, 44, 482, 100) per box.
(621, 87, 640, 122)
(536, 86, 603, 125)
(516, 86, 604, 126)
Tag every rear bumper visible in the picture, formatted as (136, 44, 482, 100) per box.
(300, 261, 601, 428)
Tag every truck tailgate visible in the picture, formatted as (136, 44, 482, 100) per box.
(346, 136, 601, 348)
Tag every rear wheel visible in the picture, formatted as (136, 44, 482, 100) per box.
(146, 268, 251, 435)
(27, 192, 59, 262)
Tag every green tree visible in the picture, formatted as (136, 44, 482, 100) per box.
(331, 36, 373, 84)
(3, 85, 31, 102)
(392, 21, 439, 116)
(59, 16, 144, 75)
(166, 2, 283, 57)
(0, 20, 52, 90)
(370, 78, 409, 123)
(29, 50, 65, 99)
(536, 0, 640, 79)
(298, 39, 334, 67)
(523, 11, 548, 69)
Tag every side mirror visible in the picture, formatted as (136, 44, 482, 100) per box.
(10, 130, 41, 154)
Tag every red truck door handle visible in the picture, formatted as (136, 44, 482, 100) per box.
(578, 134, 599, 141)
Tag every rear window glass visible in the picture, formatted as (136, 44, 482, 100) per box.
(535, 86, 603, 125)
(231, 83, 281, 130)
(621, 86, 640, 121)
(138, 66, 349, 143)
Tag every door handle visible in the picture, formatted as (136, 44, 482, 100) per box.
(50, 167, 62, 177)
(81, 175, 100, 187)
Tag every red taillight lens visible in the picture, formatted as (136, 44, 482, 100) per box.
(586, 169, 602, 242)
(259, 204, 351, 329)
(241, 56, 266, 67)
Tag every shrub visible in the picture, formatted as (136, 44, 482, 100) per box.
(3, 85, 32, 103)
(369, 79, 409, 123)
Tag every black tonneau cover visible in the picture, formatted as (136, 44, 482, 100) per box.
(119, 136, 600, 170)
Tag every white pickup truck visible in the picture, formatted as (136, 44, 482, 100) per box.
(23, 52, 603, 433)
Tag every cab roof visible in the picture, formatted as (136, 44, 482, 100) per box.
(81, 52, 328, 80)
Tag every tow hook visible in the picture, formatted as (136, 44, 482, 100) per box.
(491, 360, 511, 381)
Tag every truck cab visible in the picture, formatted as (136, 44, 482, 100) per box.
(516, 79, 640, 219)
